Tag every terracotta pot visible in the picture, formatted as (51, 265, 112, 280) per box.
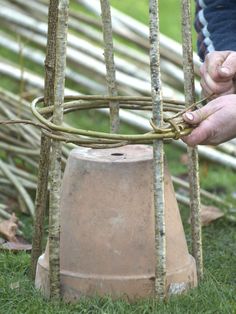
(35, 145, 197, 301)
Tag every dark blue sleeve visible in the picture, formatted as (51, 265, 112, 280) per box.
(195, 0, 236, 61)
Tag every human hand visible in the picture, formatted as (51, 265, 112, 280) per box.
(182, 95, 236, 146)
(200, 51, 236, 97)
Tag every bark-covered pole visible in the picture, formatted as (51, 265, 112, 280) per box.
(31, 0, 59, 279)
(100, 0, 119, 133)
(48, 0, 69, 299)
(181, 0, 203, 281)
(149, 0, 166, 299)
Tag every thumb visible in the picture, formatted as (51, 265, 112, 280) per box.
(183, 105, 213, 125)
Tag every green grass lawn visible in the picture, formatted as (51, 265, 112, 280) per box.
(0, 0, 236, 313)
(0, 207, 236, 314)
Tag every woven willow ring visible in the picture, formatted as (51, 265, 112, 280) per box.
(31, 95, 205, 148)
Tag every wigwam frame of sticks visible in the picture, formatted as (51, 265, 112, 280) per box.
(30, 0, 203, 301)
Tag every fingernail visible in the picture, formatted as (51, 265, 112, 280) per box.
(220, 66, 231, 76)
(185, 112, 194, 121)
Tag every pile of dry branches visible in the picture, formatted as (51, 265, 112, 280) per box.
(0, 88, 73, 243)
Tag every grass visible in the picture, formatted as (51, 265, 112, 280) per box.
(0, 0, 236, 313)
(0, 204, 236, 313)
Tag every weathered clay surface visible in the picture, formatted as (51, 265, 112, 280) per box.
(35, 145, 197, 300)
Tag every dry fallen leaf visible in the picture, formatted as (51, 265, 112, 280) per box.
(0, 214, 32, 252)
(1, 241, 32, 252)
(188, 205, 224, 226)
(201, 206, 224, 226)
(0, 213, 18, 241)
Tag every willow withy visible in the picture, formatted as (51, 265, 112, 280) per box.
(0, 94, 208, 148)
(27, 94, 208, 148)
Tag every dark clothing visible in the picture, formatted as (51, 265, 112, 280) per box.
(195, 0, 236, 61)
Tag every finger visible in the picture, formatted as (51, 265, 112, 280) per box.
(221, 53, 236, 79)
(183, 110, 205, 125)
(200, 77, 214, 97)
(181, 120, 214, 146)
(181, 129, 207, 146)
(217, 66, 234, 80)
(200, 64, 212, 96)
(201, 72, 234, 95)
(201, 62, 234, 95)
(200, 64, 221, 96)
(205, 52, 233, 81)
(183, 100, 221, 125)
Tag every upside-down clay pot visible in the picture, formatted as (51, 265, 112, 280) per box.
(35, 145, 197, 301)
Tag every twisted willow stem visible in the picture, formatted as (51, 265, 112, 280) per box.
(38, 99, 186, 115)
(0, 93, 207, 148)
(30, 94, 208, 146)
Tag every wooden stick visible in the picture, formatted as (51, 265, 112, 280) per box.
(30, 0, 57, 282)
(181, 0, 203, 281)
(32, 0, 68, 295)
(48, 0, 69, 299)
(149, 0, 166, 299)
(100, 0, 119, 133)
